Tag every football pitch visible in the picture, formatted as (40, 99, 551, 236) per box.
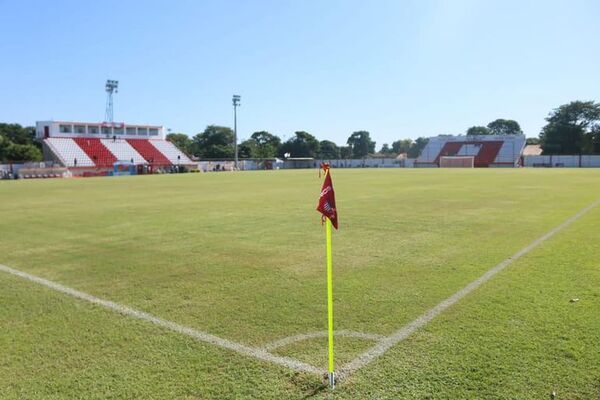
(1, 169, 599, 399)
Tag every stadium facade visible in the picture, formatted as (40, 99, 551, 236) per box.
(415, 134, 526, 167)
(37, 120, 193, 172)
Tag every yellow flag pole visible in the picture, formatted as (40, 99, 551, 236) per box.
(325, 217, 335, 389)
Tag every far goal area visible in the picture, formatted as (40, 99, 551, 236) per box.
(439, 156, 474, 168)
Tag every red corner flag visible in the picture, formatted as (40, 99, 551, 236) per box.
(317, 163, 338, 229)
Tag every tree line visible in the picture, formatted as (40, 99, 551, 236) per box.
(169, 118, 528, 160)
(0, 124, 43, 163)
(168, 128, 432, 160)
(1, 99, 598, 163)
(169, 101, 598, 159)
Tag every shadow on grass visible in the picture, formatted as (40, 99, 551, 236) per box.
(288, 372, 329, 398)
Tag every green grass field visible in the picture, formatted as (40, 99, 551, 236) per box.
(1, 169, 599, 399)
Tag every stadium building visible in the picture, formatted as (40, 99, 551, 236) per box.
(415, 134, 526, 167)
(37, 120, 194, 174)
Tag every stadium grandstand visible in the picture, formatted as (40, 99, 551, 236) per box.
(415, 134, 526, 167)
(37, 121, 194, 173)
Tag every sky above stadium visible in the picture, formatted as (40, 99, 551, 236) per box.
(1, 0, 599, 147)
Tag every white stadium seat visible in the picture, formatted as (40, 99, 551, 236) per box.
(46, 138, 95, 167)
(149, 140, 193, 164)
(100, 139, 147, 164)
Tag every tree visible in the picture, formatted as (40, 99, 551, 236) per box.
(250, 131, 281, 159)
(235, 132, 281, 159)
(526, 137, 540, 145)
(192, 125, 235, 158)
(0, 123, 37, 146)
(540, 100, 600, 154)
(166, 133, 193, 156)
(487, 119, 523, 135)
(589, 125, 600, 154)
(340, 146, 352, 159)
(347, 131, 376, 158)
(2, 143, 42, 162)
(279, 131, 320, 158)
(0, 135, 7, 161)
(407, 137, 429, 158)
(319, 140, 340, 159)
(392, 139, 413, 154)
(466, 126, 491, 136)
(379, 143, 393, 155)
(0, 123, 42, 162)
(238, 139, 257, 159)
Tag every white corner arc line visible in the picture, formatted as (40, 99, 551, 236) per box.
(338, 197, 600, 379)
(263, 330, 385, 352)
(0, 264, 324, 376)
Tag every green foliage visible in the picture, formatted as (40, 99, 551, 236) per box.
(347, 131, 376, 158)
(540, 100, 600, 154)
(392, 139, 413, 154)
(166, 133, 193, 156)
(318, 140, 340, 159)
(0, 135, 5, 161)
(279, 131, 320, 158)
(250, 131, 281, 159)
(487, 119, 523, 135)
(192, 125, 234, 159)
(379, 143, 393, 155)
(526, 137, 540, 145)
(466, 120, 522, 136)
(466, 126, 491, 136)
(0, 123, 37, 145)
(0, 123, 42, 162)
(407, 137, 429, 158)
(238, 139, 257, 159)
(3, 143, 42, 162)
(237, 132, 281, 160)
(340, 146, 352, 159)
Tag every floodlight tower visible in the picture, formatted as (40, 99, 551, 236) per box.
(232, 94, 241, 169)
(105, 80, 119, 122)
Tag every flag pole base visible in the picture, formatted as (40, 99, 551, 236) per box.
(328, 372, 335, 390)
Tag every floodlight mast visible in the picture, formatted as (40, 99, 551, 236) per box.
(232, 95, 241, 169)
(105, 80, 119, 123)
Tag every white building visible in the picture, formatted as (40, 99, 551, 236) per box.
(36, 121, 166, 140)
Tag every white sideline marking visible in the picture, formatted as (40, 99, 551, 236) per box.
(0, 264, 324, 375)
(338, 197, 600, 379)
(263, 330, 385, 351)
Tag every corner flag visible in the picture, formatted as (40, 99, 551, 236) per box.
(316, 163, 337, 389)
(317, 164, 338, 229)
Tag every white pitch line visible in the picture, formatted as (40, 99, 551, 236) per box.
(0, 264, 324, 375)
(263, 330, 385, 352)
(338, 197, 600, 379)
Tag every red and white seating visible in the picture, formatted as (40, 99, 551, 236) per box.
(416, 135, 525, 167)
(126, 139, 172, 165)
(44, 137, 193, 169)
(149, 140, 193, 164)
(100, 139, 146, 164)
(73, 138, 118, 168)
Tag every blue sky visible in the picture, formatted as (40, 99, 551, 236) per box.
(1, 0, 599, 147)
